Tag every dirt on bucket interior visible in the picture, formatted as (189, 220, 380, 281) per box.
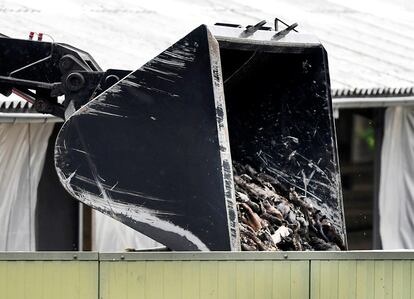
(234, 162, 345, 251)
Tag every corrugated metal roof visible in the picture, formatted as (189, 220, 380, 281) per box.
(0, 0, 413, 114)
(0, 97, 34, 113)
(332, 87, 414, 98)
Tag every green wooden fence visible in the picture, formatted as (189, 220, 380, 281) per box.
(0, 252, 98, 299)
(1, 251, 414, 299)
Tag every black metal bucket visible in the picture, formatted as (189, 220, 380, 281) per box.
(216, 27, 346, 247)
(55, 24, 345, 251)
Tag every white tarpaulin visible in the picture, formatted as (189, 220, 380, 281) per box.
(0, 119, 158, 251)
(0, 122, 54, 251)
(92, 212, 160, 251)
(380, 106, 414, 249)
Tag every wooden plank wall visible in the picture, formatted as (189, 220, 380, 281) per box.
(310, 260, 414, 299)
(2, 254, 414, 299)
(100, 260, 309, 299)
(0, 260, 98, 299)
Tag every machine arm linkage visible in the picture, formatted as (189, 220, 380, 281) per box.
(0, 33, 130, 119)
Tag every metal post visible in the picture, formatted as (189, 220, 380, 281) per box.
(78, 202, 83, 251)
(372, 108, 385, 249)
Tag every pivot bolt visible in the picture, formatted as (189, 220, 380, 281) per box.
(59, 55, 75, 72)
(66, 72, 85, 92)
(104, 74, 120, 87)
(34, 99, 53, 113)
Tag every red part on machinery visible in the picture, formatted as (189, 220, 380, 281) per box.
(11, 88, 35, 104)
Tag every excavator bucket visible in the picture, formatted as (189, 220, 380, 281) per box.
(55, 24, 346, 251)
(55, 25, 238, 251)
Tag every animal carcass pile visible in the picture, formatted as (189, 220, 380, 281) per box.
(234, 162, 345, 251)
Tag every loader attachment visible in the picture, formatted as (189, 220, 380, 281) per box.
(55, 24, 346, 251)
(213, 26, 346, 249)
(55, 25, 238, 251)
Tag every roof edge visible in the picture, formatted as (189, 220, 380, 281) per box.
(332, 87, 414, 98)
(333, 95, 414, 109)
(0, 112, 62, 123)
